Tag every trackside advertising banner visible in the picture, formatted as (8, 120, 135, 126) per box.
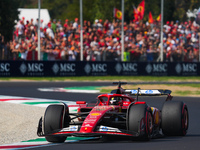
(0, 61, 199, 77)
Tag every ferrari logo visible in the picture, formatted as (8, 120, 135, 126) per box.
(117, 11, 122, 18)
(137, 6, 143, 13)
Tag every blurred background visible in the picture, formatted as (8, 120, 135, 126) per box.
(0, 0, 200, 62)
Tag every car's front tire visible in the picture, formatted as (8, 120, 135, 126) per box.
(44, 104, 69, 143)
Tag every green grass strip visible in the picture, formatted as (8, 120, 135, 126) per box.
(100, 89, 112, 93)
(175, 91, 200, 96)
(22, 101, 61, 105)
(164, 84, 200, 88)
(22, 137, 94, 142)
(22, 138, 47, 142)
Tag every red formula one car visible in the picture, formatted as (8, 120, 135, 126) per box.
(37, 82, 189, 143)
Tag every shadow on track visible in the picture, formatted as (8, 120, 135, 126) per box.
(62, 135, 189, 145)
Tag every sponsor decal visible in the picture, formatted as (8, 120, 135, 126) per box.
(129, 90, 161, 95)
(115, 63, 138, 75)
(92, 106, 111, 111)
(101, 126, 108, 131)
(0, 63, 10, 76)
(19, 62, 44, 76)
(115, 63, 122, 74)
(175, 63, 182, 74)
(130, 90, 138, 94)
(84, 63, 107, 75)
(175, 63, 197, 75)
(19, 63, 27, 74)
(83, 119, 97, 123)
(99, 126, 121, 132)
(52, 63, 76, 76)
(90, 113, 100, 116)
(52, 63, 59, 74)
(84, 124, 92, 127)
(60, 126, 78, 132)
(70, 126, 78, 131)
(84, 63, 91, 74)
(145, 64, 152, 74)
(145, 90, 153, 94)
(122, 63, 137, 72)
(145, 63, 168, 75)
(89, 115, 99, 118)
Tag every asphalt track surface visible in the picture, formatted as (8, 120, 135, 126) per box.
(0, 81, 199, 150)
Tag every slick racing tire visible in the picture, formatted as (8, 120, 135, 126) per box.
(161, 101, 189, 136)
(127, 104, 153, 141)
(44, 104, 69, 143)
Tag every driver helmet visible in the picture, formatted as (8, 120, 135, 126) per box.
(110, 97, 122, 105)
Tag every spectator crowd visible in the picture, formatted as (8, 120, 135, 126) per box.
(0, 17, 200, 62)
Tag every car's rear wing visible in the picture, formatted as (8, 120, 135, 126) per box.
(125, 89, 172, 96)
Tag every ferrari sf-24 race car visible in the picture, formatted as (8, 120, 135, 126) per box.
(37, 82, 189, 143)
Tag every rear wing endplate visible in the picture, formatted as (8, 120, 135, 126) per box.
(125, 89, 171, 96)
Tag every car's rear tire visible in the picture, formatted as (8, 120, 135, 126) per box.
(127, 104, 153, 141)
(161, 101, 189, 136)
(44, 104, 69, 143)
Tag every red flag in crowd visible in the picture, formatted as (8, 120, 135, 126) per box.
(148, 12, 154, 23)
(157, 14, 161, 22)
(137, 0, 145, 20)
(113, 8, 122, 20)
(133, 5, 139, 22)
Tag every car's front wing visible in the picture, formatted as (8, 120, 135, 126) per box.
(38, 124, 142, 138)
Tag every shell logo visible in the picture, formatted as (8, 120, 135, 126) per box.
(91, 113, 100, 116)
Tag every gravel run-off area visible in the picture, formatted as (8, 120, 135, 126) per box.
(0, 102, 46, 145)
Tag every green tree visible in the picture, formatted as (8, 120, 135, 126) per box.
(5, 0, 200, 30)
(90, 0, 120, 22)
(0, 0, 20, 42)
(42, 0, 69, 22)
(173, 0, 200, 22)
